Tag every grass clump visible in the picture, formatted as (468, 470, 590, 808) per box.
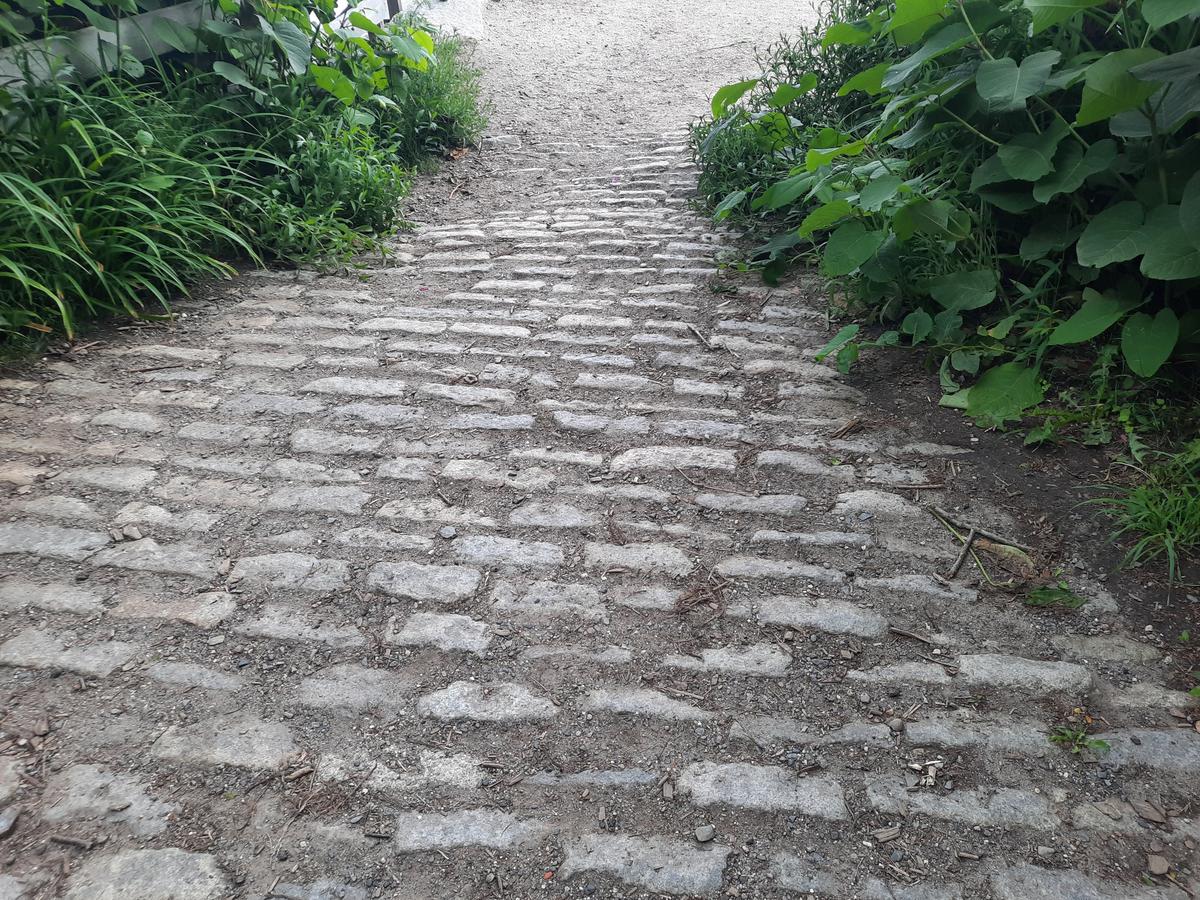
(0, 1, 484, 341)
(1094, 442, 1200, 583)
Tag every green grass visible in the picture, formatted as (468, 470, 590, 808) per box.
(1093, 442, 1200, 583)
(0, 21, 484, 342)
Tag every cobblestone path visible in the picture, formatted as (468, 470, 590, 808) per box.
(1, 2, 1198, 898)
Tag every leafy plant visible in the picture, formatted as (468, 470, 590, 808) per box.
(1025, 582, 1086, 609)
(1092, 441, 1200, 582)
(1050, 724, 1110, 755)
(693, 0, 1200, 427)
(0, 0, 484, 339)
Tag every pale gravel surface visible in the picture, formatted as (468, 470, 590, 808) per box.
(0, 1, 1196, 898)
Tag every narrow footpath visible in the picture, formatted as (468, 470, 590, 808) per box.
(0, 1, 1196, 898)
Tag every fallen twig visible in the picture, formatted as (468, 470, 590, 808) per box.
(930, 507, 1033, 552)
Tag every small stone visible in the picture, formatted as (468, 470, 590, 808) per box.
(857, 692, 871, 704)
(694, 825, 716, 843)
(1148, 854, 1170, 876)
(1036, 846, 1054, 858)
(439, 526, 458, 540)
(887, 717, 905, 733)
(0, 805, 20, 839)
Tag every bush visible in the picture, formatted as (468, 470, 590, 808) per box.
(691, 0, 1200, 434)
(0, 0, 485, 339)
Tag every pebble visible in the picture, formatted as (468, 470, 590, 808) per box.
(1036, 846, 1054, 858)
(887, 717, 905, 733)
(1148, 854, 1170, 875)
(695, 825, 716, 843)
(439, 526, 458, 540)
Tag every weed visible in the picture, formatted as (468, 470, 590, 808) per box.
(1093, 442, 1200, 583)
(1024, 583, 1086, 610)
(1050, 725, 1110, 756)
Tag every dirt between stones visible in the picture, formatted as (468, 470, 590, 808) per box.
(0, 1, 1198, 899)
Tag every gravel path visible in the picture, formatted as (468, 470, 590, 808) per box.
(0, 1, 1196, 898)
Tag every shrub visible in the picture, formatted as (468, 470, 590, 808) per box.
(692, 0, 1200, 431)
(0, 0, 485, 339)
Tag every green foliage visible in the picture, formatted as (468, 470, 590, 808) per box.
(1025, 583, 1086, 609)
(691, 0, 1199, 429)
(1093, 441, 1200, 582)
(1049, 724, 1110, 755)
(0, 0, 484, 339)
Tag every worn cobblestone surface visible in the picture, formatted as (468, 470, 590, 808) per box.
(0, 0, 1197, 897)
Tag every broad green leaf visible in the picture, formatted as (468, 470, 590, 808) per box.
(823, 222, 887, 276)
(138, 175, 175, 192)
(806, 140, 866, 171)
(1112, 78, 1200, 137)
(969, 154, 1012, 192)
(258, 15, 312, 75)
(712, 79, 759, 118)
(1032, 139, 1116, 202)
(1048, 288, 1136, 345)
(815, 324, 861, 361)
(756, 172, 813, 211)
(712, 190, 746, 222)
(857, 175, 903, 211)
(770, 75, 818, 107)
(1023, 0, 1104, 34)
(998, 125, 1068, 181)
(966, 362, 1045, 424)
(1020, 213, 1079, 260)
(212, 61, 258, 91)
(839, 62, 891, 96)
(893, 198, 968, 240)
(932, 308, 964, 341)
(349, 10, 385, 35)
(1142, 0, 1200, 27)
(883, 23, 971, 89)
(976, 51, 1061, 112)
(1121, 309, 1179, 376)
(1140, 205, 1200, 280)
(901, 309, 934, 343)
(1180, 170, 1200, 249)
(153, 18, 203, 53)
(1076, 49, 1163, 126)
(309, 64, 356, 105)
(928, 269, 997, 311)
(951, 349, 980, 374)
(1131, 46, 1200, 83)
(798, 200, 854, 237)
(58, 0, 116, 31)
(823, 21, 874, 46)
(1076, 201, 1146, 267)
(976, 185, 1039, 213)
(884, 0, 950, 45)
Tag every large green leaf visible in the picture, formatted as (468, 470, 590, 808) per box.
(1142, 0, 1200, 27)
(969, 154, 1011, 192)
(1131, 46, 1200, 83)
(1076, 49, 1163, 126)
(1180, 170, 1200, 248)
(838, 63, 891, 97)
(901, 309, 934, 343)
(1022, 0, 1104, 34)
(712, 190, 747, 222)
(997, 124, 1067, 181)
(966, 362, 1045, 424)
(883, 23, 971, 89)
(1020, 213, 1079, 260)
(258, 15, 312, 75)
(1047, 288, 1136, 345)
(884, 0, 950, 45)
(1032, 139, 1116, 202)
(309, 64, 356, 105)
(928, 269, 997, 311)
(892, 198, 969, 240)
(822, 222, 887, 276)
(153, 18, 203, 53)
(805, 140, 866, 171)
(1121, 309, 1179, 376)
(975, 51, 1061, 112)
(711, 79, 759, 118)
(823, 21, 875, 46)
(797, 200, 853, 237)
(348, 10, 385, 35)
(1075, 201, 1147, 267)
(1139, 205, 1200, 280)
(770, 75, 818, 107)
(1111, 79, 1200, 137)
(857, 175, 904, 211)
(212, 61, 258, 91)
(756, 172, 813, 211)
